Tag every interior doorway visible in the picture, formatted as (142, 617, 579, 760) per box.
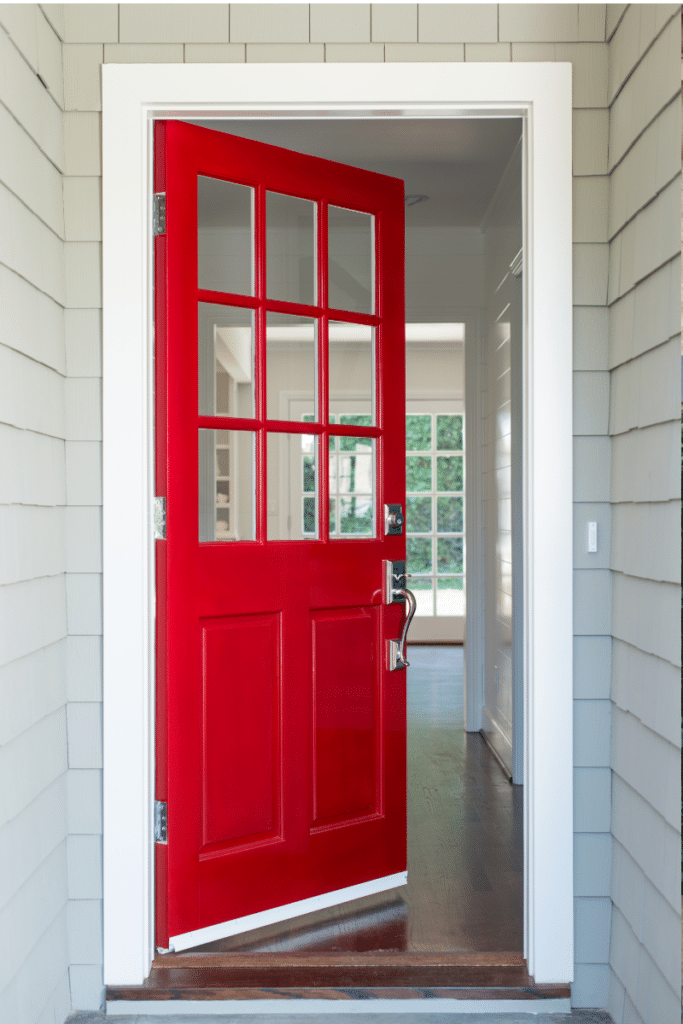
(178, 114, 525, 955)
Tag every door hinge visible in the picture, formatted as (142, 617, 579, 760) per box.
(153, 192, 166, 235)
(154, 800, 168, 843)
(154, 496, 166, 539)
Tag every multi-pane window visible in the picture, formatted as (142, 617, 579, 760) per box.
(405, 412, 465, 617)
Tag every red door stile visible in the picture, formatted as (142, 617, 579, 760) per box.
(154, 120, 406, 948)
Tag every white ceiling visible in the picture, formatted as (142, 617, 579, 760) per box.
(188, 117, 523, 227)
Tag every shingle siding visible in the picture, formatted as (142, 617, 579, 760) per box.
(605, 8, 682, 1023)
(0, 8, 71, 1023)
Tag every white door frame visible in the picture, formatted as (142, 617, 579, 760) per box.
(102, 62, 573, 987)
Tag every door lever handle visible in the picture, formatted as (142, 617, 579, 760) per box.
(387, 586, 417, 671)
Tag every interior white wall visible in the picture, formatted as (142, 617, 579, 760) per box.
(604, 9, 682, 1024)
(479, 141, 522, 780)
(0, 4, 678, 1021)
(0, 7, 72, 1024)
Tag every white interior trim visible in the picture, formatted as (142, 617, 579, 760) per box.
(169, 871, 407, 953)
(102, 62, 573, 988)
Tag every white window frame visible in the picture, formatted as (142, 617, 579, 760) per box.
(102, 62, 573, 988)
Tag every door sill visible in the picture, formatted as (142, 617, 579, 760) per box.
(106, 950, 571, 1006)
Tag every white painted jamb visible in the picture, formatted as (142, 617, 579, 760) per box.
(102, 61, 573, 988)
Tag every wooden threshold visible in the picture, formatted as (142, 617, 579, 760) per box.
(106, 950, 571, 1002)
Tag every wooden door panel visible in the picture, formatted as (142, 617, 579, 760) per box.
(312, 607, 379, 826)
(155, 120, 406, 948)
(201, 614, 281, 850)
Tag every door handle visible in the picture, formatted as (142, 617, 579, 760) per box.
(388, 586, 416, 671)
(384, 560, 417, 671)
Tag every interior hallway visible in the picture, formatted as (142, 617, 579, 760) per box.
(192, 646, 523, 956)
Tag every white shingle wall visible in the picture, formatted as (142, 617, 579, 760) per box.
(1, 3, 676, 1019)
(605, 8, 682, 1024)
(0, 6, 72, 1024)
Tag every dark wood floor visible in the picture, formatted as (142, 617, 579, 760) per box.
(108, 647, 539, 1002)
(191, 645, 523, 956)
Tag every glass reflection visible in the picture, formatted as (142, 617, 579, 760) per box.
(329, 435, 374, 538)
(266, 312, 316, 422)
(267, 431, 318, 540)
(328, 323, 374, 421)
(197, 176, 253, 295)
(266, 191, 315, 306)
(328, 206, 374, 314)
(198, 428, 255, 542)
(198, 303, 255, 418)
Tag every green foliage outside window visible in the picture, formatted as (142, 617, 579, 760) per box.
(406, 455, 432, 491)
(437, 537, 463, 573)
(406, 495, 432, 532)
(437, 496, 463, 532)
(436, 414, 463, 451)
(436, 455, 463, 491)
(406, 414, 431, 451)
(407, 536, 432, 574)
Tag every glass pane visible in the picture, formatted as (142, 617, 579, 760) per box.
(436, 414, 463, 451)
(339, 497, 373, 535)
(267, 432, 318, 540)
(199, 428, 255, 542)
(197, 176, 253, 296)
(329, 496, 336, 534)
(406, 414, 431, 451)
(437, 537, 463, 573)
(406, 455, 432, 492)
(407, 537, 432, 574)
(437, 496, 463, 533)
(406, 496, 431, 533)
(436, 577, 464, 616)
(411, 576, 434, 617)
(337, 437, 373, 492)
(267, 312, 316, 421)
(328, 323, 374, 420)
(436, 455, 463, 492)
(266, 191, 315, 306)
(330, 436, 374, 540)
(328, 205, 374, 314)
(303, 496, 316, 535)
(198, 304, 254, 417)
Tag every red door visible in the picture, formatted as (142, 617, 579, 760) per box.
(154, 120, 407, 951)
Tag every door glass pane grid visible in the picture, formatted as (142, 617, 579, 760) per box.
(266, 190, 316, 307)
(197, 176, 254, 297)
(266, 311, 317, 422)
(328, 321, 375, 425)
(405, 413, 465, 616)
(268, 431, 318, 541)
(198, 303, 255, 418)
(199, 428, 256, 542)
(328, 205, 375, 315)
(328, 416, 375, 538)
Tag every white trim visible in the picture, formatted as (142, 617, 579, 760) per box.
(102, 62, 573, 987)
(169, 871, 407, 952)
(106, 998, 572, 1016)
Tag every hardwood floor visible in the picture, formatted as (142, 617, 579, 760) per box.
(108, 647, 538, 1002)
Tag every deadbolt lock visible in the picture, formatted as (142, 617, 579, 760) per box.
(384, 503, 405, 535)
